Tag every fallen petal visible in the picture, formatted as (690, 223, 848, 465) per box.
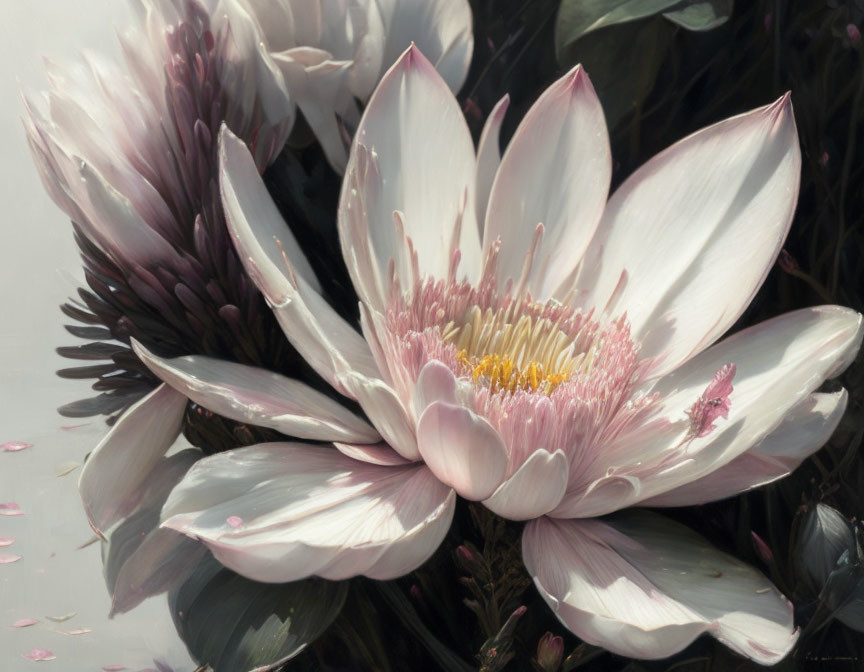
(0, 502, 23, 516)
(12, 618, 39, 627)
(58, 628, 92, 635)
(21, 648, 55, 661)
(0, 537, 14, 547)
(54, 462, 80, 477)
(2, 441, 33, 452)
(0, 554, 22, 563)
(45, 613, 76, 623)
(102, 666, 127, 671)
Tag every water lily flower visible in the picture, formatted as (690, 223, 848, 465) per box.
(25, 0, 473, 419)
(84, 45, 862, 662)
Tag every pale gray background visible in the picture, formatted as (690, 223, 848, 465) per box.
(0, 1, 196, 669)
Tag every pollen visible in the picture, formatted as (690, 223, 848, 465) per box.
(443, 304, 601, 395)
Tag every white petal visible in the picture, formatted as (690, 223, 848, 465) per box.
(161, 443, 455, 583)
(340, 44, 480, 295)
(342, 372, 420, 460)
(523, 512, 798, 664)
(556, 306, 862, 517)
(642, 390, 847, 507)
(221, 125, 382, 396)
(417, 401, 508, 500)
(414, 360, 459, 418)
(483, 450, 568, 521)
(376, 0, 474, 94)
(475, 95, 510, 235)
(334, 441, 411, 466)
(272, 48, 355, 172)
(133, 340, 379, 443)
(580, 95, 801, 374)
(219, 125, 320, 296)
(79, 384, 186, 536)
(484, 66, 611, 299)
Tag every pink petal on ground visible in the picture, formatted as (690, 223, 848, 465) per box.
(0, 554, 22, 563)
(225, 516, 244, 528)
(45, 613, 76, 623)
(2, 441, 33, 452)
(12, 618, 39, 627)
(0, 537, 14, 546)
(102, 666, 127, 671)
(0, 502, 24, 516)
(58, 629, 92, 635)
(21, 648, 55, 661)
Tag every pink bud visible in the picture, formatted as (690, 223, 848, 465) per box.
(848, 24, 861, 47)
(819, 150, 830, 167)
(751, 531, 774, 565)
(409, 584, 422, 601)
(778, 249, 798, 273)
(456, 545, 474, 563)
(537, 632, 564, 671)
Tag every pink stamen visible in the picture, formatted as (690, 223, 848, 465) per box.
(687, 363, 736, 439)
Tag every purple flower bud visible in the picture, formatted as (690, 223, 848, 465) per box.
(751, 531, 774, 565)
(848, 24, 861, 48)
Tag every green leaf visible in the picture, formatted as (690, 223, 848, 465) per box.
(663, 0, 733, 30)
(170, 555, 348, 672)
(555, 0, 680, 57)
(557, 16, 676, 129)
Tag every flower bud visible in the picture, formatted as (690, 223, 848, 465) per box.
(536, 632, 564, 671)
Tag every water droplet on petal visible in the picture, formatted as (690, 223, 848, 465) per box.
(226, 516, 244, 528)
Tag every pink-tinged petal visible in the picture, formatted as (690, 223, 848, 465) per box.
(417, 401, 508, 500)
(77, 161, 182, 269)
(0, 537, 14, 547)
(342, 373, 420, 460)
(110, 529, 206, 617)
(221, 129, 381, 396)
(485, 66, 611, 299)
(557, 306, 862, 517)
(21, 649, 55, 662)
(523, 512, 797, 664)
(79, 385, 186, 535)
(0, 502, 23, 517)
(483, 450, 568, 521)
(12, 618, 39, 628)
(334, 442, 411, 467)
(226, 516, 244, 529)
(0, 554, 22, 563)
(579, 95, 801, 375)
(161, 443, 455, 583)
(102, 666, 127, 671)
(57, 629, 92, 636)
(132, 341, 378, 444)
(475, 95, 510, 234)
(642, 390, 847, 507)
(2, 441, 32, 452)
(414, 360, 459, 418)
(340, 45, 480, 294)
(376, 0, 474, 94)
(219, 125, 320, 295)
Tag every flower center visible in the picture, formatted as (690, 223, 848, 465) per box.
(441, 304, 601, 395)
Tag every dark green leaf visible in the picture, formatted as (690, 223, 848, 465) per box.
(663, 0, 733, 30)
(555, 0, 680, 57)
(798, 503, 857, 588)
(170, 555, 348, 672)
(557, 17, 676, 129)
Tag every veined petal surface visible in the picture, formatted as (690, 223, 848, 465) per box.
(523, 512, 797, 663)
(161, 443, 455, 583)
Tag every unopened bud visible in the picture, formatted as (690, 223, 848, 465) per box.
(751, 531, 774, 565)
(536, 632, 564, 671)
(778, 249, 798, 273)
(848, 23, 861, 48)
(456, 545, 474, 563)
